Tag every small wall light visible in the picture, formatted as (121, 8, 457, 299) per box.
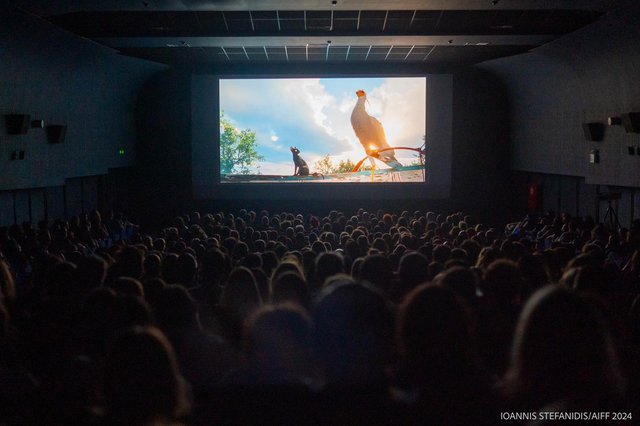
(607, 116, 622, 126)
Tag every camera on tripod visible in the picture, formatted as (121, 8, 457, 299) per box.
(597, 192, 621, 230)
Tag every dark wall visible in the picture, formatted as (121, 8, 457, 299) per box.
(477, 1, 640, 224)
(0, 6, 163, 193)
(450, 68, 512, 225)
(135, 71, 193, 223)
(480, 1, 640, 187)
(0, 6, 163, 226)
(0, 170, 136, 227)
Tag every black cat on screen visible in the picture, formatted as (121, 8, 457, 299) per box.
(290, 146, 310, 176)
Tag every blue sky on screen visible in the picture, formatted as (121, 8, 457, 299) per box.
(220, 77, 426, 175)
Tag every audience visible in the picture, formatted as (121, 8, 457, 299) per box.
(0, 208, 638, 424)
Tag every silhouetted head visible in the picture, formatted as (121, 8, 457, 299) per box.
(518, 253, 550, 294)
(398, 283, 476, 384)
(142, 253, 161, 279)
(435, 266, 479, 307)
(360, 254, 393, 292)
(244, 304, 314, 385)
(112, 245, 144, 280)
(397, 251, 430, 293)
(505, 285, 623, 409)
(110, 277, 144, 298)
(271, 271, 310, 309)
(290, 146, 300, 154)
(315, 251, 345, 287)
(102, 326, 190, 424)
(313, 281, 394, 386)
(75, 255, 108, 291)
(200, 248, 229, 285)
(154, 285, 199, 331)
(176, 253, 198, 285)
(221, 267, 262, 318)
(483, 259, 524, 308)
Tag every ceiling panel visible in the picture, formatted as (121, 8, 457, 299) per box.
(280, 19, 305, 31)
(14, 0, 614, 15)
(118, 43, 533, 65)
(30, 3, 608, 68)
(253, 19, 279, 32)
(252, 11, 278, 20)
(266, 46, 286, 54)
(47, 9, 603, 36)
(385, 11, 414, 31)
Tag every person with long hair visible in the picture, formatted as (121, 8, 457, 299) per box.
(503, 285, 625, 412)
(101, 326, 191, 425)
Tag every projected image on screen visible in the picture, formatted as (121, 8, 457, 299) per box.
(219, 77, 426, 183)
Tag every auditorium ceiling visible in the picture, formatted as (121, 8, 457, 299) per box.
(12, 0, 619, 68)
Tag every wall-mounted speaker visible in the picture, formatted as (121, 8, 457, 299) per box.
(47, 125, 67, 144)
(608, 116, 622, 126)
(621, 112, 640, 133)
(5, 114, 31, 135)
(31, 119, 45, 129)
(582, 122, 605, 141)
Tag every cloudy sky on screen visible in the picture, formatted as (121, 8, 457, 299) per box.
(220, 77, 426, 175)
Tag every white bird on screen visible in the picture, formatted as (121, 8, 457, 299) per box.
(350, 89, 403, 169)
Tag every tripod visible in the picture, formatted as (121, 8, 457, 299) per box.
(602, 198, 621, 231)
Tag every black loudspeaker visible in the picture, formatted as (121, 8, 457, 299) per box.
(47, 125, 67, 144)
(608, 116, 623, 126)
(621, 112, 640, 133)
(5, 114, 31, 135)
(582, 122, 605, 141)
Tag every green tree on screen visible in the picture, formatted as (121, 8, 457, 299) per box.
(314, 154, 335, 175)
(335, 158, 356, 173)
(220, 112, 264, 175)
(315, 155, 374, 174)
